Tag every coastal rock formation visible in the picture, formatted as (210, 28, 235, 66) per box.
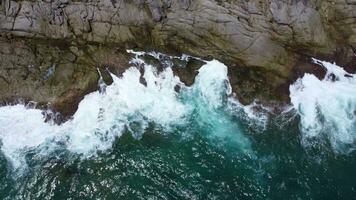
(1, 0, 356, 115)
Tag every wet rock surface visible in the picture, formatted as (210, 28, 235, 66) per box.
(0, 37, 131, 119)
(1, 0, 356, 115)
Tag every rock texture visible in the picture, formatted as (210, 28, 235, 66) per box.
(1, 0, 356, 114)
(0, 37, 131, 118)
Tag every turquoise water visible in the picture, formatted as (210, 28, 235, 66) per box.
(1, 114, 356, 199)
(0, 54, 356, 199)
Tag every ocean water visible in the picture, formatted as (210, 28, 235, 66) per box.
(0, 52, 356, 199)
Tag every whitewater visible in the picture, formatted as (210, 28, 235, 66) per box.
(0, 51, 356, 199)
(0, 50, 256, 171)
(290, 58, 356, 153)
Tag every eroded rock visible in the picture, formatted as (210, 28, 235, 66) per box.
(0, 38, 131, 119)
(1, 0, 356, 115)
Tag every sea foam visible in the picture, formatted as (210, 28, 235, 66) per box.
(290, 59, 356, 153)
(0, 51, 254, 170)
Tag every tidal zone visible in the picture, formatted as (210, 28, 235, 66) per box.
(0, 51, 355, 199)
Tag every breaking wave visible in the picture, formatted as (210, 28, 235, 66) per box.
(290, 59, 356, 153)
(0, 50, 260, 172)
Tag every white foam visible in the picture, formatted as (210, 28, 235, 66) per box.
(0, 105, 59, 169)
(63, 64, 189, 155)
(186, 60, 252, 152)
(0, 59, 189, 170)
(192, 60, 231, 108)
(240, 101, 270, 131)
(0, 52, 260, 170)
(290, 59, 356, 153)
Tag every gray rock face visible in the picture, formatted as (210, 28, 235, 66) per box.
(1, 0, 356, 113)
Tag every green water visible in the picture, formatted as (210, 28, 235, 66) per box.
(1, 114, 356, 199)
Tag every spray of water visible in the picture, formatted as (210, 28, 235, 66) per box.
(0, 51, 257, 171)
(290, 59, 356, 153)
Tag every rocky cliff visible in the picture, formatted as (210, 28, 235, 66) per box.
(1, 0, 356, 117)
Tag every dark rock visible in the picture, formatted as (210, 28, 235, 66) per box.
(1, 0, 356, 116)
(172, 58, 204, 86)
(0, 37, 131, 119)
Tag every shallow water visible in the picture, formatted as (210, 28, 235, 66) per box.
(0, 53, 356, 199)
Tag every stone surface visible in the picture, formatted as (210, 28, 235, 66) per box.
(1, 0, 356, 114)
(0, 37, 131, 119)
